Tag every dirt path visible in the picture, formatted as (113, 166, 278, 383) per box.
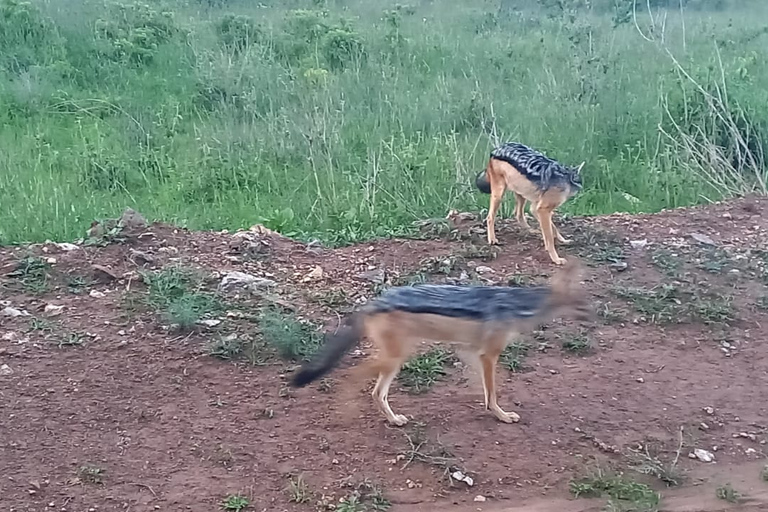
(2, 197, 768, 511)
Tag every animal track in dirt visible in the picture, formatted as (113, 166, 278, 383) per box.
(1, 196, 767, 511)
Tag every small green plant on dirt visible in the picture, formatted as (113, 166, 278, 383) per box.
(65, 274, 91, 295)
(570, 468, 660, 512)
(221, 493, 250, 511)
(754, 296, 768, 311)
(259, 308, 322, 361)
(570, 224, 626, 265)
(286, 474, 311, 503)
(612, 284, 734, 325)
(399, 347, 452, 393)
(508, 273, 538, 286)
(308, 287, 352, 309)
(207, 333, 269, 365)
(397, 423, 464, 483)
(7, 255, 51, 294)
(597, 302, 627, 324)
(627, 439, 684, 487)
(500, 341, 531, 372)
(715, 483, 741, 503)
(455, 243, 499, 261)
(560, 330, 593, 355)
(77, 465, 105, 484)
(650, 248, 682, 277)
(58, 332, 85, 348)
(141, 265, 221, 330)
(27, 317, 55, 333)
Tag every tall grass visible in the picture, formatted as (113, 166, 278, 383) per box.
(0, 0, 766, 245)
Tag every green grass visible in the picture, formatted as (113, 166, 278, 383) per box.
(259, 307, 323, 361)
(221, 494, 250, 511)
(141, 265, 222, 330)
(399, 347, 452, 394)
(1, 0, 766, 246)
(570, 470, 661, 512)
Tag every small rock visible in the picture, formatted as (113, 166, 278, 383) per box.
(450, 470, 474, 486)
(692, 448, 715, 463)
(44, 304, 64, 317)
(302, 266, 324, 282)
(704, 406, 715, 415)
(219, 271, 276, 293)
(459, 270, 470, 281)
(128, 248, 154, 265)
(630, 239, 648, 249)
(690, 233, 716, 246)
(55, 243, 80, 251)
(0, 364, 13, 376)
(89, 290, 105, 299)
(700, 422, 710, 431)
(92, 264, 119, 281)
(475, 265, 494, 274)
(474, 495, 486, 502)
(45, 257, 56, 265)
(197, 319, 222, 328)
(356, 268, 385, 285)
(609, 261, 628, 272)
(2, 307, 30, 318)
(636, 377, 645, 383)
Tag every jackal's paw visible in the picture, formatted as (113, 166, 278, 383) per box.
(389, 414, 409, 427)
(496, 410, 521, 424)
(551, 256, 567, 266)
(487, 236, 500, 246)
(559, 238, 573, 245)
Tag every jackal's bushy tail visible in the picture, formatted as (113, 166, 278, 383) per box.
(475, 169, 491, 194)
(290, 313, 365, 387)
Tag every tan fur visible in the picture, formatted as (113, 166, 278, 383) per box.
(484, 159, 578, 265)
(345, 261, 591, 427)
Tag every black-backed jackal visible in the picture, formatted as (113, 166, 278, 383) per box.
(289, 260, 592, 426)
(476, 142, 584, 265)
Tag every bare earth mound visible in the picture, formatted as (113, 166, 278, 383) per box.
(2, 197, 768, 512)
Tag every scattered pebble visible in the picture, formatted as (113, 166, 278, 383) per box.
(475, 265, 494, 274)
(89, 290, 105, 299)
(44, 304, 64, 317)
(690, 232, 717, 246)
(2, 307, 30, 318)
(0, 364, 13, 376)
(474, 495, 486, 502)
(636, 377, 644, 383)
(450, 470, 474, 486)
(704, 407, 715, 415)
(690, 448, 715, 463)
(219, 271, 276, 293)
(197, 319, 222, 328)
(630, 239, 648, 249)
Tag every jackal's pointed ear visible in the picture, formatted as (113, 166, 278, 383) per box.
(575, 161, 585, 174)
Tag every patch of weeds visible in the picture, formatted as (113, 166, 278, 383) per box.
(308, 287, 352, 309)
(286, 474, 311, 504)
(389, 271, 428, 288)
(65, 274, 91, 294)
(27, 317, 55, 333)
(418, 255, 459, 275)
(500, 341, 531, 372)
(695, 247, 732, 275)
(715, 483, 741, 503)
(570, 469, 660, 512)
(58, 332, 85, 348)
(612, 284, 734, 325)
(455, 244, 498, 261)
(650, 249, 681, 277)
(570, 224, 626, 265)
(259, 307, 322, 361)
(208, 334, 269, 366)
(399, 423, 463, 482)
(399, 348, 452, 393)
(560, 330, 593, 355)
(597, 302, 627, 324)
(317, 378, 334, 393)
(77, 465, 105, 484)
(7, 255, 51, 294)
(754, 296, 768, 311)
(221, 494, 249, 511)
(141, 266, 221, 330)
(627, 441, 684, 487)
(508, 273, 538, 286)
(84, 219, 126, 246)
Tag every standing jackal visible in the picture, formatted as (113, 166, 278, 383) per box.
(476, 142, 584, 265)
(289, 260, 592, 426)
